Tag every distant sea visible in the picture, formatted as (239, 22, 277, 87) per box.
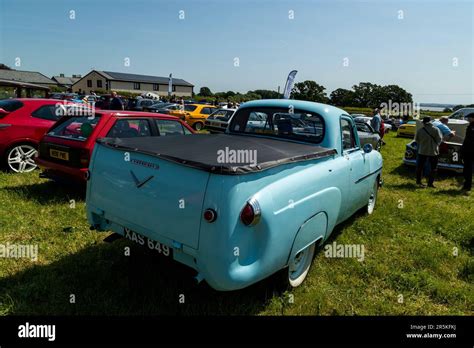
(419, 103, 456, 112)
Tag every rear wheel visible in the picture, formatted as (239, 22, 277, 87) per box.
(193, 122, 204, 131)
(6, 144, 38, 173)
(288, 242, 316, 287)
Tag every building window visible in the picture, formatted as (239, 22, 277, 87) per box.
(87, 80, 92, 88)
(134, 82, 141, 90)
(97, 80, 103, 88)
(153, 84, 159, 91)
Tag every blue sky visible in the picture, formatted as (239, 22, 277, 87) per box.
(0, 0, 473, 104)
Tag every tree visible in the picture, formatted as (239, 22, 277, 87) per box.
(330, 88, 355, 106)
(248, 89, 281, 99)
(198, 87, 212, 97)
(0, 63, 12, 70)
(290, 80, 328, 103)
(352, 82, 381, 107)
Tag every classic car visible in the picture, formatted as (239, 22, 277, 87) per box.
(35, 111, 193, 182)
(0, 98, 82, 173)
(354, 120, 382, 151)
(403, 120, 470, 173)
(397, 120, 417, 138)
(448, 107, 474, 121)
(180, 104, 218, 131)
(204, 108, 237, 133)
(354, 116, 392, 133)
(86, 99, 383, 291)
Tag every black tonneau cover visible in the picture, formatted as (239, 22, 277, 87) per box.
(96, 134, 337, 175)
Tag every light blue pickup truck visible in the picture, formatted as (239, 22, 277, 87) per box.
(86, 99, 383, 291)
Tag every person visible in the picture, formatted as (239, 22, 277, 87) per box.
(433, 116, 455, 140)
(227, 100, 233, 109)
(415, 116, 443, 188)
(109, 91, 124, 110)
(461, 113, 474, 192)
(370, 108, 383, 141)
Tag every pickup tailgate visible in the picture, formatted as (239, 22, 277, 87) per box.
(87, 140, 210, 250)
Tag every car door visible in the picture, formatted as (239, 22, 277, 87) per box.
(341, 117, 371, 211)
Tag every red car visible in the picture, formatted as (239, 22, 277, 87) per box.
(35, 111, 194, 182)
(0, 98, 74, 173)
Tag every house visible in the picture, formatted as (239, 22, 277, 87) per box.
(72, 70, 194, 97)
(0, 69, 58, 88)
(52, 73, 82, 89)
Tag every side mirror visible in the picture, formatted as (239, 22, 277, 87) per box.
(363, 143, 373, 153)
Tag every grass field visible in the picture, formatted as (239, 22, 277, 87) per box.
(0, 132, 472, 315)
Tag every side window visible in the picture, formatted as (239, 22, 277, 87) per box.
(31, 105, 60, 121)
(107, 119, 151, 138)
(202, 107, 213, 115)
(341, 118, 357, 151)
(156, 119, 186, 136)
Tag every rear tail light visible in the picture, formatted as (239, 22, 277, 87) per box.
(80, 149, 90, 167)
(240, 198, 261, 226)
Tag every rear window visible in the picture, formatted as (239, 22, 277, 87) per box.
(229, 107, 325, 144)
(31, 105, 61, 121)
(0, 99, 24, 113)
(156, 119, 192, 135)
(47, 116, 101, 141)
(184, 105, 197, 112)
(208, 109, 234, 121)
(107, 119, 152, 138)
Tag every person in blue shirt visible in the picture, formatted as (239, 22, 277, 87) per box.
(432, 116, 455, 140)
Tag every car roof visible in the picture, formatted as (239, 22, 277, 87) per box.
(102, 111, 181, 120)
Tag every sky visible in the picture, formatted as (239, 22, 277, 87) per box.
(0, 0, 473, 104)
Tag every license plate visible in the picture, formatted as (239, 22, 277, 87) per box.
(50, 149, 69, 161)
(123, 228, 171, 257)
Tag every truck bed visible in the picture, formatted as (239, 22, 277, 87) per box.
(96, 134, 337, 175)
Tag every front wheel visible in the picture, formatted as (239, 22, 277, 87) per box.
(6, 144, 38, 173)
(288, 242, 316, 287)
(367, 179, 379, 215)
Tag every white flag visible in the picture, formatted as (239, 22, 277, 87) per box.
(283, 70, 297, 99)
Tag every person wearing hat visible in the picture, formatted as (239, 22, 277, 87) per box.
(461, 113, 474, 192)
(414, 116, 443, 188)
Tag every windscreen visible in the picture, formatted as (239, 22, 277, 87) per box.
(229, 107, 325, 144)
(47, 116, 101, 141)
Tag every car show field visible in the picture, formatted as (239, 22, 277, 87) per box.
(0, 131, 471, 315)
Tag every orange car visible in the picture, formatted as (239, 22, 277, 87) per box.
(180, 104, 218, 131)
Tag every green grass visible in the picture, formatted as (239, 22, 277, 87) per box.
(0, 132, 472, 315)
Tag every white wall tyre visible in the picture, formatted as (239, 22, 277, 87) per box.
(367, 179, 379, 215)
(7, 144, 38, 173)
(288, 242, 316, 287)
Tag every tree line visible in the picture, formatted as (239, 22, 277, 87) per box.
(198, 81, 414, 108)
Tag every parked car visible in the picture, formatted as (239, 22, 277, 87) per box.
(204, 108, 237, 133)
(143, 102, 174, 113)
(86, 99, 383, 291)
(448, 108, 474, 121)
(355, 120, 382, 151)
(354, 116, 392, 133)
(0, 98, 82, 173)
(180, 104, 218, 131)
(157, 104, 184, 116)
(403, 119, 471, 173)
(35, 112, 194, 183)
(129, 98, 158, 111)
(397, 120, 417, 138)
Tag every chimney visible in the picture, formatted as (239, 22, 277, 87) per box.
(60, 73, 65, 77)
